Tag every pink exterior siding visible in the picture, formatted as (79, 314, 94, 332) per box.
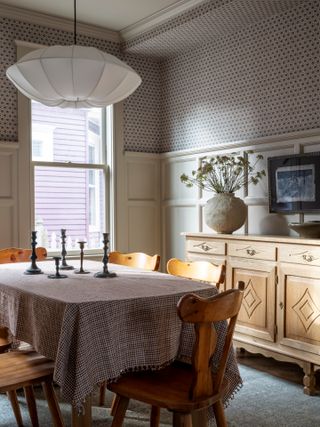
(33, 103, 90, 247)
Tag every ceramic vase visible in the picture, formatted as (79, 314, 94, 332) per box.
(204, 193, 247, 234)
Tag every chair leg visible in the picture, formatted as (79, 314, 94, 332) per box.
(213, 400, 227, 427)
(111, 396, 129, 427)
(24, 385, 39, 427)
(7, 390, 23, 427)
(172, 412, 192, 427)
(110, 394, 120, 416)
(192, 409, 208, 426)
(42, 381, 64, 427)
(150, 405, 160, 427)
(99, 381, 106, 407)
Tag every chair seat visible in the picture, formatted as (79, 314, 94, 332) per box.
(0, 336, 12, 352)
(109, 361, 225, 413)
(0, 350, 55, 392)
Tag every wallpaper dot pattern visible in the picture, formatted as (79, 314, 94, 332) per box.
(159, 0, 320, 152)
(0, 0, 319, 154)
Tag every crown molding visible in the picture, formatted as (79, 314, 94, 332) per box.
(0, 2, 120, 43)
(120, 0, 208, 41)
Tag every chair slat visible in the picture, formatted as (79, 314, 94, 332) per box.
(167, 258, 225, 289)
(109, 251, 160, 271)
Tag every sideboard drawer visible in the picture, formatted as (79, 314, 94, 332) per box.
(186, 239, 226, 256)
(279, 244, 320, 266)
(228, 242, 276, 261)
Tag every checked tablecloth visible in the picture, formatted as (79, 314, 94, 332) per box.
(0, 260, 242, 409)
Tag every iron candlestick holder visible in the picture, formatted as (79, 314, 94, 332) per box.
(94, 232, 116, 278)
(48, 257, 68, 279)
(24, 231, 43, 275)
(60, 229, 74, 270)
(74, 241, 90, 274)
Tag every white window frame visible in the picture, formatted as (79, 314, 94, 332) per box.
(16, 40, 116, 255)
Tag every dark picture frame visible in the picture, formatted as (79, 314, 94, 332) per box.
(268, 152, 320, 213)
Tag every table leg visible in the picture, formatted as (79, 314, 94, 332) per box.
(72, 394, 92, 427)
(192, 409, 208, 427)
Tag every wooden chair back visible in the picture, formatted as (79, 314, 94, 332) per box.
(0, 247, 47, 264)
(167, 258, 225, 289)
(0, 247, 47, 352)
(0, 327, 11, 353)
(109, 251, 160, 271)
(177, 281, 245, 400)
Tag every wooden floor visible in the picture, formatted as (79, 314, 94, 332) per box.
(237, 350, 320, 390)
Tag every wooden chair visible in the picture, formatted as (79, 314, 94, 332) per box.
(0, 350, 64, 427)
(0, 247, 48, 353)
(167, 258, 225, 290)
(0, 247, 47, 264)
(0, 246, 50, 426)
(109, 251, 160, 272)
(108, 282, 245, 427)
(99, 251, 161, 408)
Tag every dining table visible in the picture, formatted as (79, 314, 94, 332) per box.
(0, 259, 242, 426)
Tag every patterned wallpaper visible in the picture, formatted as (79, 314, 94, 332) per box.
(0, 17, 161, 152)
(160, 0, 320, 152)
(123, 54, 161, 152)
(0, 0, 319, 154)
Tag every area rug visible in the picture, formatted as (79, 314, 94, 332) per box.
(1, 358, 319, 426)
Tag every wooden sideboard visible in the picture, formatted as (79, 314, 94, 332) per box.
(184, 232, 320, 395)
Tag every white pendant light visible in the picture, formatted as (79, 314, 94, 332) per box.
(6, 1, 141, 108)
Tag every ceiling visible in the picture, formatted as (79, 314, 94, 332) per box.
(0, 0, 202, 31)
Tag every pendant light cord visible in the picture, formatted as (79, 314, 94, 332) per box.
(74, 0, 77, 45)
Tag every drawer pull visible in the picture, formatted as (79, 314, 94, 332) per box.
(246, 249, 257, 256)
(289, 251, 318, 263)
(302, 254, 315, 262)
(193, 242, 212, 252)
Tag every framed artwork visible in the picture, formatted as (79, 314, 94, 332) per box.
(268, 152, 320, 213)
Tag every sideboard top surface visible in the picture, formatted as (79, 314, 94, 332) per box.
(182, 232, 320, 246)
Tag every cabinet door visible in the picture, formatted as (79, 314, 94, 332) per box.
(227, 257, 276, 342)
(278, 263, 320, 355)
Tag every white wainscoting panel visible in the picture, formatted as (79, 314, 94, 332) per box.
(128, 205, 158, 255)
(161, 131, 320, 264)
(127, 161, 157, 201)
(163, 158, 198, 201)
(0, 206, 14, 246)
(121, 152, 161, 258)
(0, 144, 18, 247)
(164, 206, 198, 261)
(0, 153, 13, 198)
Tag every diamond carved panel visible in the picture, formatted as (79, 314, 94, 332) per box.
(243, 279, 262, 319)
(292, 289, 320, 333)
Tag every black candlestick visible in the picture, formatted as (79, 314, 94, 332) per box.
(94, 233, 116, 278)
(60, 229, 74, 270)
(48, 256, 68, 279)
(74, 241, 90, 274)
(24, 231, 43, 275)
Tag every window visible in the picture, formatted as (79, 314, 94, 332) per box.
(31, 101, 110, 251)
